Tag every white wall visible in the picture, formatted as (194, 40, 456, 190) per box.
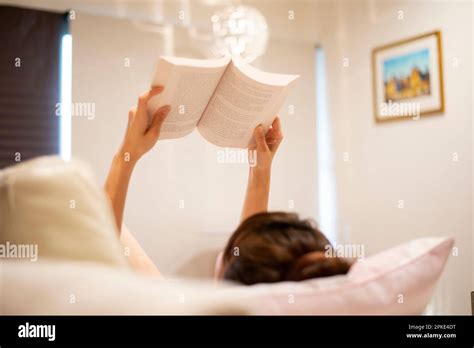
(321, 1, 473, 314)
(70, 12, 318, 277)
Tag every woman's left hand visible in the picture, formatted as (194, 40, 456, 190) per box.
(119, 86, 171, 163)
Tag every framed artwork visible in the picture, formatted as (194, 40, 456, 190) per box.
(372, 31, 445, 122)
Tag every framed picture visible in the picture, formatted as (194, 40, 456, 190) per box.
(372, 31, 444, 122)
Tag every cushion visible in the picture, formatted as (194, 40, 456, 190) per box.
(1, 259, 249, 315)
(0, 156, 127, 267)
(214, 237, 454, 314)
(2, 237, 452, 315)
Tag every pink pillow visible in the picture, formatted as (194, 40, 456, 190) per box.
(215, 237, 453, 314)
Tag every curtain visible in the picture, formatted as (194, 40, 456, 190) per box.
(0, 6, 69, 168)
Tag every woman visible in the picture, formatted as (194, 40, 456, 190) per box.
(104, 87, 350, 284)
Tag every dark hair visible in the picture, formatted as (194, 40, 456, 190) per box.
(222, 212, 351, 285)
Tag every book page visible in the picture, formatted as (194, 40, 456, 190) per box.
(197, 57, 298, 148)
(147, 56, 230, 139)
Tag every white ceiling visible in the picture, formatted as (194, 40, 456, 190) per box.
(0, 0, 330, 43)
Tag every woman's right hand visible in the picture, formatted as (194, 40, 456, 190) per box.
(241, 117, 282, 222)
(250, 116, 283, 172)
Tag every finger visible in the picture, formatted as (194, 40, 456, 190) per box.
(266, 138, 280, 145)
(269, 137, 282, 153)
(128, 107, 137, 117)
(267, 117, 283, 143)
(271, 116, 282, 137)
(266, 116, 281, 136)
(147, 105, 171, 139)
(254, 124, 269, 152)
(149, 85, 164, 99)
(267, 133, 283, 145)
(134, 87, 164, 128)
(126, 108, 136, 130)
(137, 86, 164, 110)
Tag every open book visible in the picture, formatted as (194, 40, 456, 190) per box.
(147, 55, 299, 148)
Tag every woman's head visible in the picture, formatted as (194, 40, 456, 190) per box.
(220, 212, 351, 285)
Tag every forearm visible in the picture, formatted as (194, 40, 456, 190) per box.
(104, 150, 137, 234)
(240, 167, 271, 222)
(120, 224, 162, 277)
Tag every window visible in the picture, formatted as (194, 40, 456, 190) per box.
(315, 47, 337, 243)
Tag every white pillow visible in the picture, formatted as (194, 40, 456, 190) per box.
(214, 237, 454, 314)
(1, 260, 249, 315)
(0, 156, 127, 268)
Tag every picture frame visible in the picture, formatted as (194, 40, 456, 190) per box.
(372, 31, 445, 122)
